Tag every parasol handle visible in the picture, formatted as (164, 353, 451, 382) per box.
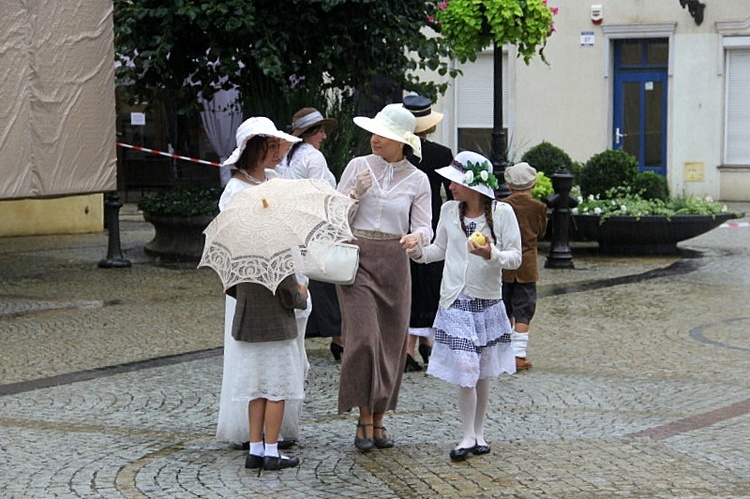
(262, 198, 269, 208)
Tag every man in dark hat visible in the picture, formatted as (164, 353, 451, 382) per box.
(402, 94, 454, 371)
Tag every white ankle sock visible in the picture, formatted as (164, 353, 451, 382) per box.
(249, 441, 264, 456)
(264, 443, 279, 458)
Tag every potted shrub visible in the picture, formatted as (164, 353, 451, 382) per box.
(571, 150, 743, 254)
(138, 186, 221, 261)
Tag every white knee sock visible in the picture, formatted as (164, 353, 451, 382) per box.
(511, 331, 529, 358)
(456, 386, 477, 448)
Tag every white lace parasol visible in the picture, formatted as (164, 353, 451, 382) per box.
(198, 178, 355, 293)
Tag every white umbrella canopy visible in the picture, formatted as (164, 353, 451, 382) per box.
(199, 178, 355, 293)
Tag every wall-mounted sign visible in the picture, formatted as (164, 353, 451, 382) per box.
(581, 31, 595, 47)
(130, 112, 146, 126)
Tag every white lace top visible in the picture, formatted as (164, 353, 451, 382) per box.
(276, 143, 336, 187)
(337, 154, 433, 243)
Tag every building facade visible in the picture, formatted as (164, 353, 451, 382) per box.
(428, 1, 750, 201)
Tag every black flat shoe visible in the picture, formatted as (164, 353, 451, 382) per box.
(473, 444, 491, 455)
(373, 425, 394, 449)
(404, 354, 423, 372)
(354, 422, 374, 452)
(418, 343, 432, 365)
(330, 342, 343, 362)
(244, 454, 263, 469)
(449, 446, 474, 462)
(262, 455, 300, 471)
(277, 438, 297, 450)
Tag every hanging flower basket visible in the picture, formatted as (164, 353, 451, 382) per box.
(432, 0, 558, 63)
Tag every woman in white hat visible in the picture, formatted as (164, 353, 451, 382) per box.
(215, 117, 308, 471)
(276, 107, 345, 363)
(403, 151, 522, 462)
(336, 103, 433, 452)
(276, 107, 338, 187)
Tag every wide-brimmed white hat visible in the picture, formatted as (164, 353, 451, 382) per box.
(353, 104, 422, 159)
(436, 151, 497, 198)
(222, 117, 301, 167)
(403, 94, 444, 135)
(289, 107, 338, 137)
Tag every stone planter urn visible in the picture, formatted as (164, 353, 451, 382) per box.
(571, 212, 741, 255)
(142, 212, 214, 262)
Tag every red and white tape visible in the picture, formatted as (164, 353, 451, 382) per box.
(721, 221, 749, 228)
(117, 142, 221, 167)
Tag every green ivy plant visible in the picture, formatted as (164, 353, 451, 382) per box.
(433, 0, 557, 64)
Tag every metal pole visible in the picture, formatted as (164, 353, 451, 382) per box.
(98, 191, 132, 268)
(491, 42, 511, 199)
(544, 169, 578, 269)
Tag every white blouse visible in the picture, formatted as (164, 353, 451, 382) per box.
(276, 143, 336, 187)
(337, 154, 433, 243)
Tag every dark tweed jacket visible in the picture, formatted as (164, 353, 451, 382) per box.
(501, 193, 548, 283)
(231, 275, 307, 343)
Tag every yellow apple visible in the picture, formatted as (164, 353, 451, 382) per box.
(469, 231, 487, 246)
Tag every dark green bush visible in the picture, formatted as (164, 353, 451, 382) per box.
(138, 186, 222, 217)
(580, 149, 638, 198)
(521, 141, 573, 177)
(632, 171, 669, 201)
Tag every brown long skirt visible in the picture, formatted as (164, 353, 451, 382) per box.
(337, 237, 410, 414)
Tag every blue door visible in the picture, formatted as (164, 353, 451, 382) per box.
(612, 39, 669, 176)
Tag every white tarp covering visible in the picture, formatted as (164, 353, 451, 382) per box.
(0, 0, 117, 199)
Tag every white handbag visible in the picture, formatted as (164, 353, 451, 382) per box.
(300, 242, 360, 285)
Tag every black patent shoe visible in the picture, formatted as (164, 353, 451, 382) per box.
(262, 455, 300, 471)
(404, 354, 423, 372)
(277, 438, 297, 450)
(244, 454, 263, 469)
(449, 445, 474, 462)
(473, 444, 491, 455)
(354, 422, 374, 452)
(330, 342, 343, 362)
(373, 425, 394, 449)
(418, 343, 432, 366)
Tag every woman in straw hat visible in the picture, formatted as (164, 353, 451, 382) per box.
(277, 107, 345, 363)
(336, 103, 432, 452)
(215, 117, 307, 471)
(403, 151, 521, 462)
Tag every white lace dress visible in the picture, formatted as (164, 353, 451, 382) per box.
(215, 178, 310, 445)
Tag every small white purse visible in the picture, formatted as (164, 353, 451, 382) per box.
(300, 242, 360, 285)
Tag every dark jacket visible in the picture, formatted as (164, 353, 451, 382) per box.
(231, 275, 307, 343)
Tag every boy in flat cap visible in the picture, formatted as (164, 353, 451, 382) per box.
(501, 162, 548, 371)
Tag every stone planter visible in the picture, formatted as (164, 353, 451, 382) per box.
(571, 212, 741, 255)
(143, 212, 215, 262)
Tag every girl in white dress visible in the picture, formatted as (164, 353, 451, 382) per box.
(402, 151, 522, 462)
(214, 117, 308, 471)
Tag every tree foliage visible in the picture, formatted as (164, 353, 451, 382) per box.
(114, 0, 456, 117)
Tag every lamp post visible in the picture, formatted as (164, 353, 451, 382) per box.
(491, 42, 511, 199)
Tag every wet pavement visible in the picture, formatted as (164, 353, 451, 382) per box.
(1, 203, 749, 498)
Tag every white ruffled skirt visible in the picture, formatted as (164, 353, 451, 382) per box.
(426, 292, 515, 388)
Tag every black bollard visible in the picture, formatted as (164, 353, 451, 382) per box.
(544, 169, 578, 269)
(98, 191, 132, 268)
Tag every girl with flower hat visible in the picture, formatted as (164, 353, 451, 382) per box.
(401, 151, 522, 462)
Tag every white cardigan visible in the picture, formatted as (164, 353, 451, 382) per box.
(413, 200, 522, 309)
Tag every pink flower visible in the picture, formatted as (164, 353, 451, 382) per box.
(438, 1, 448, 10)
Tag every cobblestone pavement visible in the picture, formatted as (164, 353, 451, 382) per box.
(1, 203, 749, 498)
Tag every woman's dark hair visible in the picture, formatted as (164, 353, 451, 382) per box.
(236, 135, 268, 171)
(287, 125, 323, 162)
(459, 197, 496, 244)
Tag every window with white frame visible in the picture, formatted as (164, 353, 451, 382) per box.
(725, 42, 750, 165)
(455, 50, 509, 157)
